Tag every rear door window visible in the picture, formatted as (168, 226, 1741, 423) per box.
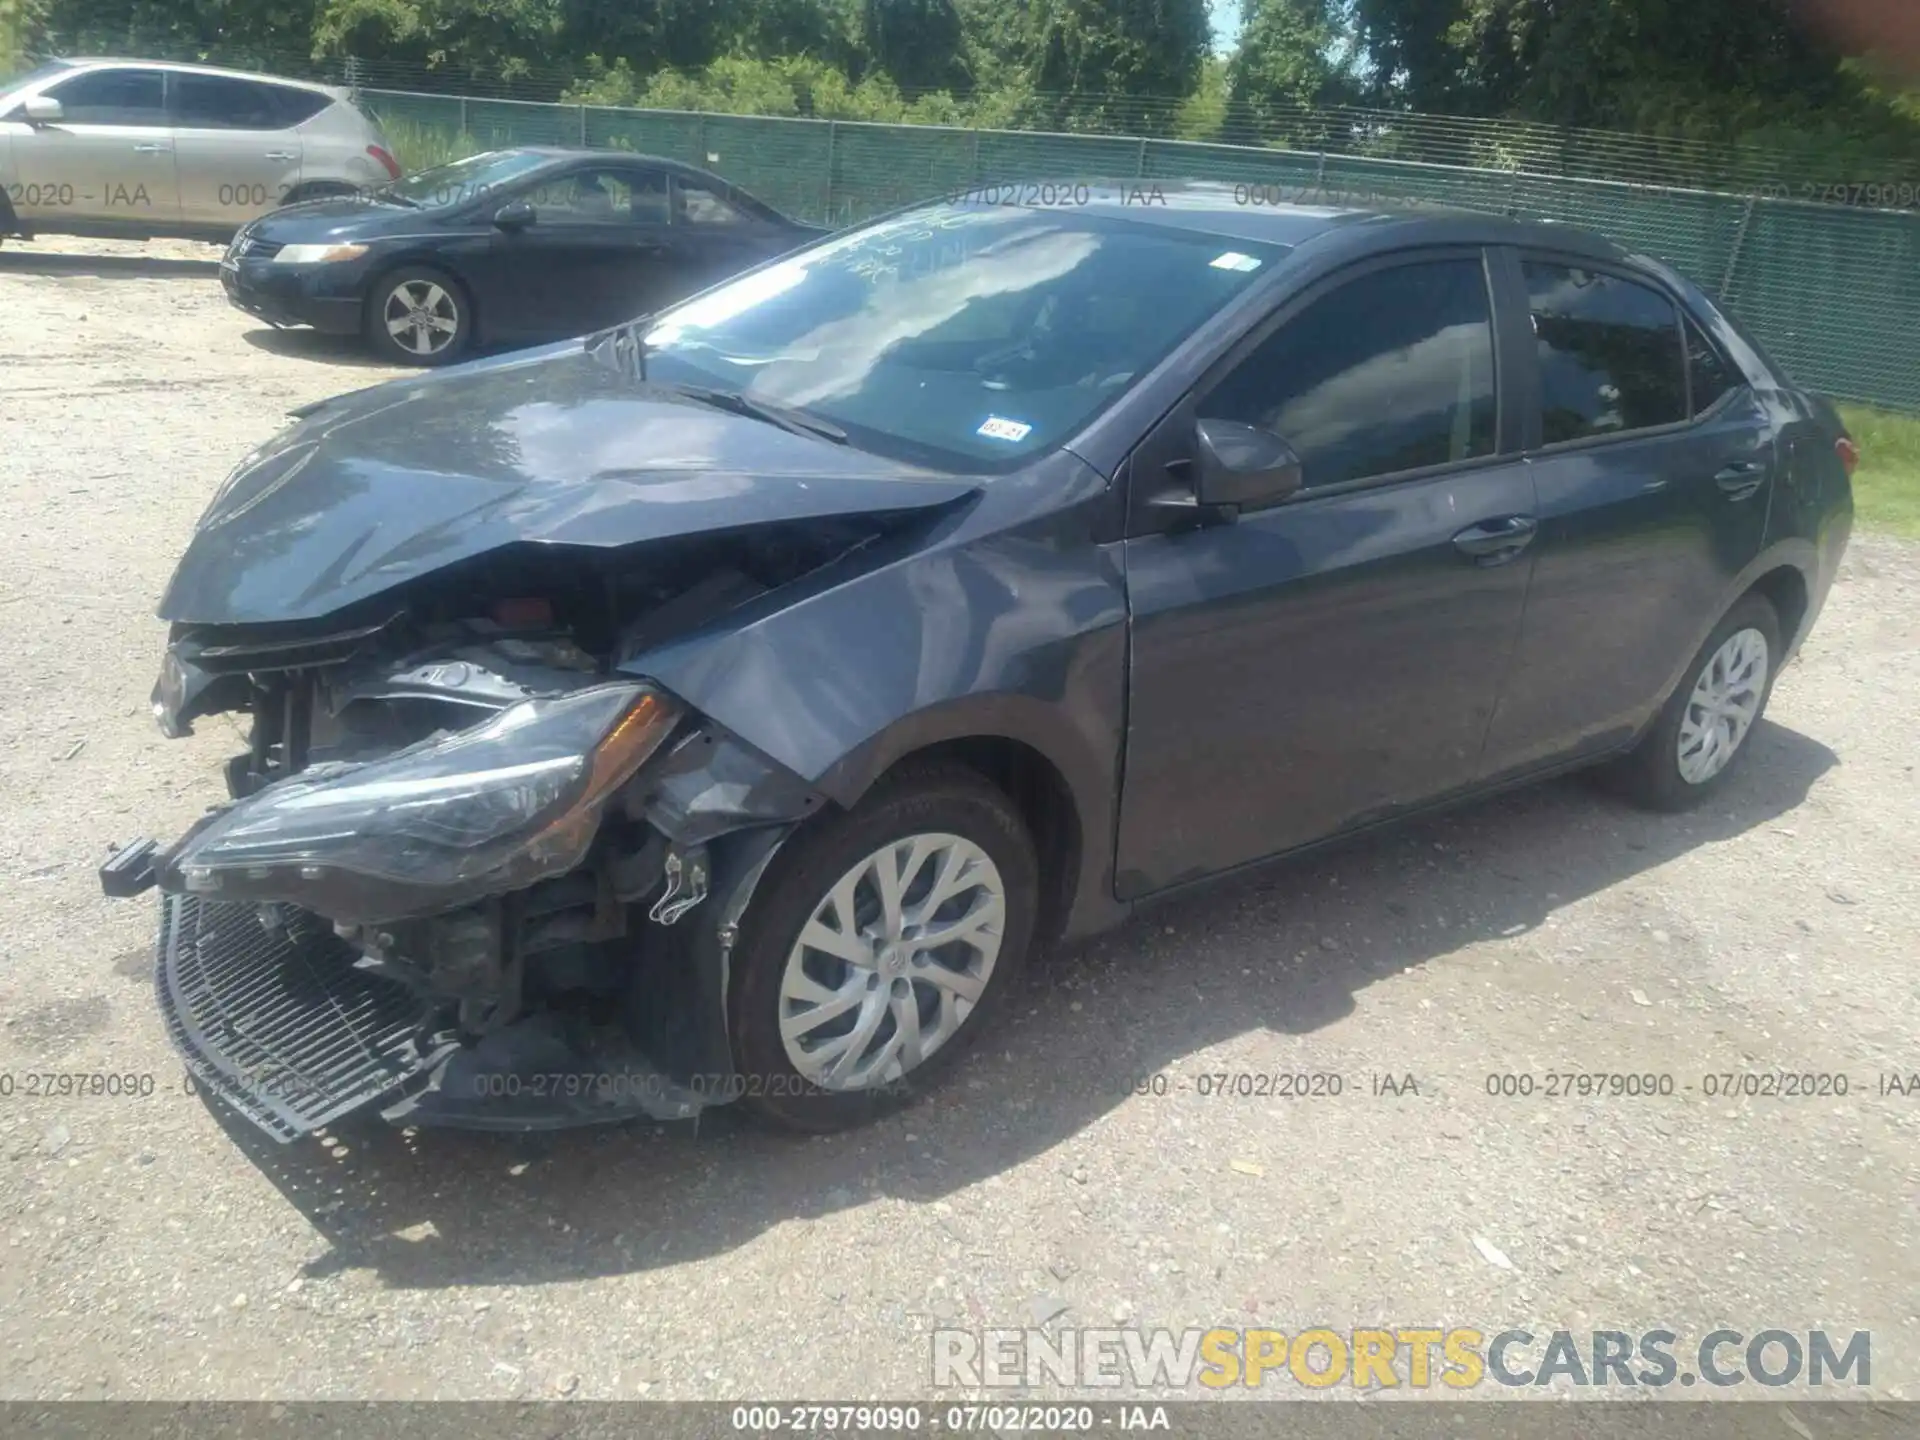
(630, 171, 673, 224)
(170, 73, 285, 130)
(676, 179, 751, 226)
(269, 85, 333, 127)
(1524, 261, 1687, 443)
(44, 67, 166, 125)
(1685, 316, 1741, 416)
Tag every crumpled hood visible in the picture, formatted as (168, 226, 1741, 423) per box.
(158, 345, 979, 625)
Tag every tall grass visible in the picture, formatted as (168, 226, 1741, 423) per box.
(1840, 405, 1920, 540)
(383, 120, 486, 175)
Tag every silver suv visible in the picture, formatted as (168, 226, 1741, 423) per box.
(0, 58, 400, 243)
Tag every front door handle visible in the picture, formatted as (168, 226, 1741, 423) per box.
(1714, 460, 1766, 500)
(263, 149, 296, 161)
(1452, 515, 1538, 565)
(132, 142, 171, 153)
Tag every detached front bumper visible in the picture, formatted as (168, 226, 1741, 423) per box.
(157, 893, 452, 1141)
(154, 892, 712, 1143)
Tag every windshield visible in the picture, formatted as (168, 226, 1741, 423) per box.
(635, 203, 1286, 471)
(381, 150, 555, 209)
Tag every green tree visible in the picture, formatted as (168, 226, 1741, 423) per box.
(1352, 0, 1456, 109)
(1173, 50, 1228, 138)
(1223, 0, 1353, 144)
(1348, 0, 1920, 174)
(313, 0, 563, 87)
(953, 0, 1037, 94)
(864, 0, 968, 93)
(1028, 0, 1211, 132)
(1357, 0, 1864, 128)
(1, 0, 45, 73)
(554, 0, 752, 77)
(735, 0, 862, 69)
(32, 0, 324, 68)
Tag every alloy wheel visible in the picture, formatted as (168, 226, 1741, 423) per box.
(383, 279, 459, 357)
(1676, 626, 1769, 785)
(777, 833, 1006, 1091)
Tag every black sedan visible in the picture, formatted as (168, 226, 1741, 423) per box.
(219, 147, 826, 364)
(110, 184, 1854, 1143)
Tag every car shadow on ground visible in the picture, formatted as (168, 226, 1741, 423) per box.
(241, 326, 393, 369)
(204, 719, 1838, 1290)
(0, 250, 222, 279)
(241, 325, 519, 369)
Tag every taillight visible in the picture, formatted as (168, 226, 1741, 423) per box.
(1835, 436, 1860, 477)
(366, 144, 402, 180)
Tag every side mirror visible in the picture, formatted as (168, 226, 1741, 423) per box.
(492, 198, 536, 231)
(22, 95, 63, 125)
(1192, 418, 1304, 511)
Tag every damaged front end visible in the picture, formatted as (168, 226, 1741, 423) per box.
(109, 574, 829, 1142)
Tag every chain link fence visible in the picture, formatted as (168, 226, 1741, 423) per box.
(361, 87, 1920, 414)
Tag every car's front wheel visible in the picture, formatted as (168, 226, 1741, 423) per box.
(1606, 593, 1782, 811)
(728, 761, 1038, 1132)
(366, 265, 471, 365)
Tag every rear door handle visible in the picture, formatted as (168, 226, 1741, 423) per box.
(132, 142, 171, 153)
(1452, 515, 1538, 565)
(1715, 460, 1767, 500)
(263, 150, 296, 161)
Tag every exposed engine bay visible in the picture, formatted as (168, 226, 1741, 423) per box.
(106, 519, 902, 1141)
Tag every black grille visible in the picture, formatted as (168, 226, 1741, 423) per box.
(156, 894, 452, 1143)
(234, 235, 283, 261)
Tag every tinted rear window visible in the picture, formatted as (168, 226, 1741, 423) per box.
(1525, 261, 1687, 443)
(171, 73, 284, 129)
(272, 85, 333, 126)
(1685, 317, 1741, 415)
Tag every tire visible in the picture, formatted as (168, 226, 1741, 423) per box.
(728, 760, 1038, 1133)
(1603, 593, 1782, 812)
(365, 264, 472, 366)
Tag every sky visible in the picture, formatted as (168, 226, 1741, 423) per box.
(1211, 0, 1243, 51)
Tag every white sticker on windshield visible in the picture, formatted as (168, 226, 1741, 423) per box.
(1210, 251, 1261, 272)
(978, 416, 1033, 442)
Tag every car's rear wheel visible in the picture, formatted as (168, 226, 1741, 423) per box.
(366, 265, 471, 365)
(1605, 593, 1781, 811)
(728, 761, 1038, 1132)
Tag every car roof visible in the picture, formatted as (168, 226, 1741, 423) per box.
(982, 179, 1626, 262)
(494, 146, 730, 179)
(48, 56, 343, 98)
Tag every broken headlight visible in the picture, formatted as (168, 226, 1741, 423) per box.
(162, 683, 681, 923)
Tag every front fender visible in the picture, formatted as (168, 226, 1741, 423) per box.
(628, 462, 1130, 940)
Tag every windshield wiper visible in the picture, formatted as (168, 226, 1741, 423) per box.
(584, 319, 847, 444)
(665, 384, 849, 445)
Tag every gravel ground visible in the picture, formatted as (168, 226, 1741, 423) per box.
(0, 236, 1916, 1405)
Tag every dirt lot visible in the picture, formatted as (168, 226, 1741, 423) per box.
(0, 236, 1916, 1404)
